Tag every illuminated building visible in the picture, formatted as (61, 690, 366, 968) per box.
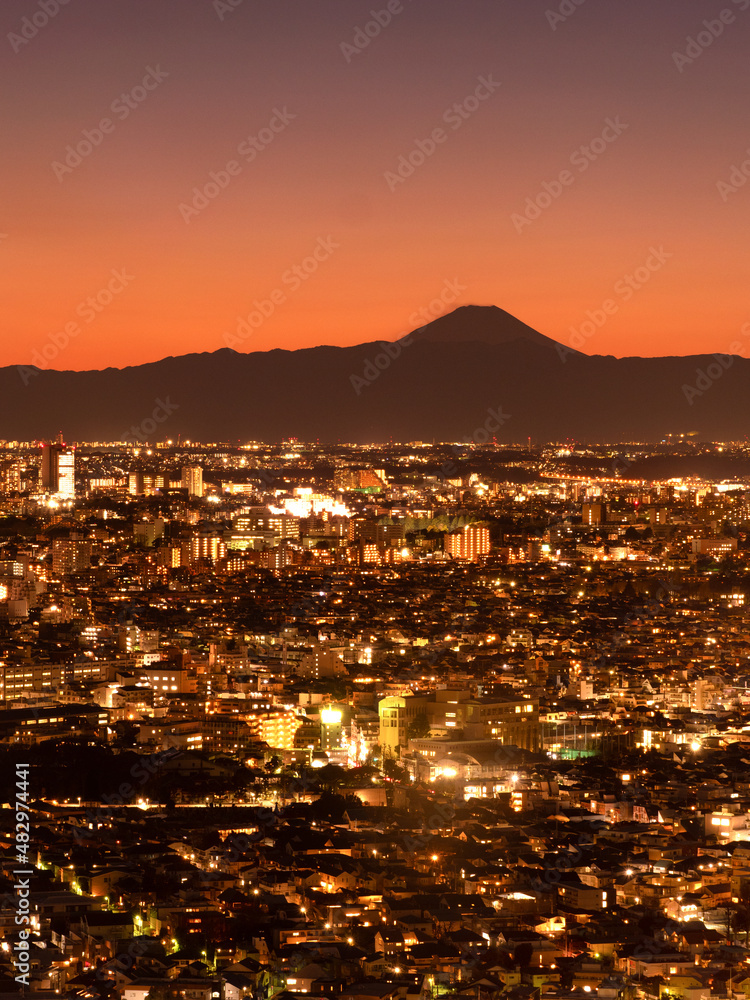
(243, 707, 302, 749)
(0, 661, 64, 700)
(350, 710, 380, 764)
(463, 696, 541, 751)
(201, 713, 254, 753)
(692, 537, 737, 556)
(134, 664, 196, 697)
(582, 502, 606, 525)
(189, 532, 227, 563)
(320, 706, 343, 752)
(297, 645, 346, 679)
(0, 461, 22, 494)
(378, 694, 431, 756)
(52, 538, 93, 575)
(128, 472, 166, 496)
(41, 442, 75, 499)
(444, 524, 490, 561)
(57, 446, 75, 500)
(158, 545, 182, 568)
(181, 465, 204, 497)
(234, 513, 299, 539)
(359, 542, 380, 565)
(380, 691, 540, 754)
(333, 468, 384, 492)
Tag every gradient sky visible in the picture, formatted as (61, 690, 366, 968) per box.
(4, 0, 750, 369)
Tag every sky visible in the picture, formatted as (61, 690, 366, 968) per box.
(4, 0, 750, 370)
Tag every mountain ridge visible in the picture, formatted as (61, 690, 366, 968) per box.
(4, 306, 748, 443)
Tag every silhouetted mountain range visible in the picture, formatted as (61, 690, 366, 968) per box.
(5, 305, 749, 443)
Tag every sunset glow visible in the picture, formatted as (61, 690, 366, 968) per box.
(5, 0, 750, 371)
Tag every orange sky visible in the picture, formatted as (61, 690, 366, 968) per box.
(4, 0, 750, 370)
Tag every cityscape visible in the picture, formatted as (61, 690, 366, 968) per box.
(4, 435, 750, 1000)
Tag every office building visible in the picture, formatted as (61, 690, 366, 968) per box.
(41, 442, 75, 499)
(181, 465, 204, 497)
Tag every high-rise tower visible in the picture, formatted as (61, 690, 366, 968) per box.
(41, 441, 75, 500)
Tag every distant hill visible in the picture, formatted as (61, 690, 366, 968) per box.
(3, 306, 749, 443)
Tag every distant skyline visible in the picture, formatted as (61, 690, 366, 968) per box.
(5, 0, 750, 370)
